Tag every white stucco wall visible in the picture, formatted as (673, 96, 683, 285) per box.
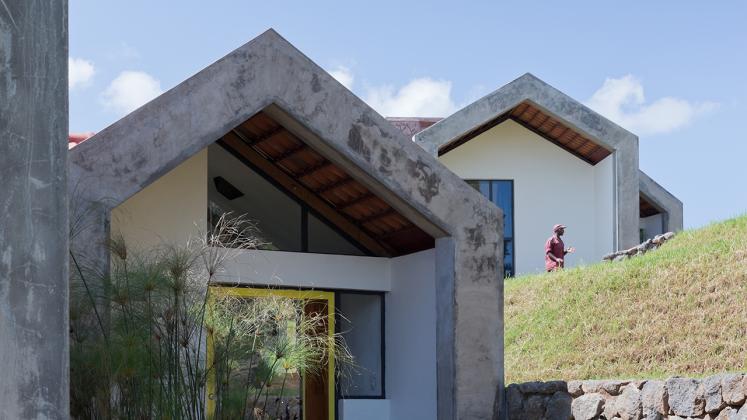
(387, 249, 437, 420)
(640, 214, 664, 241)
(439, 120, 615, 275)
(215, 249, 391, 291)
(594, 155, 615, 256)
(111, 149, 207, 252)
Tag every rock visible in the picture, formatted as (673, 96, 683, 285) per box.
(566, 380, 583, 397)
(518, 380, 567, 395)
(737, 404, 747, 417)
(616, 384, 642, 420)
(601, 395, 618, 419)
(703, 374, 726, 413)
(662, 231, 675, 240)
(571, 393, 604, 420)
(716, 406, 740, 420)
(641, 380, 668, 419)
(652, 234, 665, 245)
(721, 373, 745, 405)
(543, 391, 572, 420)
(581, 380, 605, 394)
(602, 252, 616, 261)
(613, 254, 627, 262)
(506, 384, 523, 419)
(524, 394, 546, 419)
(603, 380, 631, 396)
(666, 377, 705, 417)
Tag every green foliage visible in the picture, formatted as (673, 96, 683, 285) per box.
(69, 214, 352, 419)
(505, 214, 747, 384)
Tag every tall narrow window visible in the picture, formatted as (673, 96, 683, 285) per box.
(337, 292, 384, 398)
(466, 180, 515, 277)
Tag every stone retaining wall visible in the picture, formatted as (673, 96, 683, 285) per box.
(507, 374, 747, 419)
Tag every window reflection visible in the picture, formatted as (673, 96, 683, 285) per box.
(467, 180, 515, 277)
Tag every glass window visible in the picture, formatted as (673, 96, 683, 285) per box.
(208, 144, 368, 256)
(308, 213, 365, 256)
(338, 293, 384, 398)
(467, 180, 515, 277)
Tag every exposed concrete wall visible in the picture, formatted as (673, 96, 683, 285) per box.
(112, 149, 207, 251)
(415, 73, 640, 251)
(639, 169, 684, 233)
(68, 30, 505, 419)
(0, 2, 69, 418)
(439, 120, 615, 274)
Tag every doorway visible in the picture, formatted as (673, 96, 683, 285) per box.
(206, 287, 335, 420)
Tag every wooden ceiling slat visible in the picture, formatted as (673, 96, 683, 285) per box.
(226, 112, 435, 257)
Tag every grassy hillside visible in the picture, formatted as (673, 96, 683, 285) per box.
(504, 214, 747, 384)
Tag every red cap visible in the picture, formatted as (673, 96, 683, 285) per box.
(553, 224, 566, 232)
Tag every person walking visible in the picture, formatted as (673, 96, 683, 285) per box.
(545, 224, 575, 272)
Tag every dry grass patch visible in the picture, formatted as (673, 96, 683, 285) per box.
(505, 214, 747, 384)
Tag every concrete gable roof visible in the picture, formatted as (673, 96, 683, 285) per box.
(639, 169, 684, 232)
(68, 29, 505, 419)
(414, 72, 637, 156)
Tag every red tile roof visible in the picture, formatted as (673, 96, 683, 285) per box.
(386, 117, 442, 137)
(68, 132, 95, 149)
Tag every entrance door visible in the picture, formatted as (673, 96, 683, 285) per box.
(206, 288, 335, 420)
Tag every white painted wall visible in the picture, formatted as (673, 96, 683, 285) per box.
(439, 120, 615, 274)
(339, 399, 390, 420)
(387, 249, 437, 420)
(594, 155, 615, 256)
(216, 249, 392, 291)
(641, 214, 664, 240)
(111, 149, 207, 252)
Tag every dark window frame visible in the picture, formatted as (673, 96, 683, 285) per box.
(334, 290, 386, 401)
(465, 179, 516, 277)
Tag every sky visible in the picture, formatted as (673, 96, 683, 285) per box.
(68, 1, 747, 229)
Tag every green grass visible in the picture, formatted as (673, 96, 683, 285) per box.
(504, 214, 747, 384)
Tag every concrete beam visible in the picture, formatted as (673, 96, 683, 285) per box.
(639, 170, 684, 232)
(0, 2, 69, 418)
(69, 29, 505, 419)
(415, 73, 641, 250)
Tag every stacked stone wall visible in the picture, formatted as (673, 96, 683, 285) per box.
(507, 374, 747, 419)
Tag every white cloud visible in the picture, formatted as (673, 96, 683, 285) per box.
(364, 78, 458, 117)
(102, 71, 163, 114)
(68, 57, 95, 90)
(585, 74, 717, 136)
(329, 66, 354, 89)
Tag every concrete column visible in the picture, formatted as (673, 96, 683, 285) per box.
(0, 2, 69, 418)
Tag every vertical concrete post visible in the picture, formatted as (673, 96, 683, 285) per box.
(0, 2, 69, 418)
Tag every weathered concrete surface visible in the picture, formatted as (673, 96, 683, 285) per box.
(639, 169, 684, 233)
(0, 2, 69, 419)
(414, 73, 641, 250)
(69, 29, 505, 419)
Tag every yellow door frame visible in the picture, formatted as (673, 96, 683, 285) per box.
(206, 286, 336, 420)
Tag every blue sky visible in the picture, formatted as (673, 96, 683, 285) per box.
(69, 1, 746, 229)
